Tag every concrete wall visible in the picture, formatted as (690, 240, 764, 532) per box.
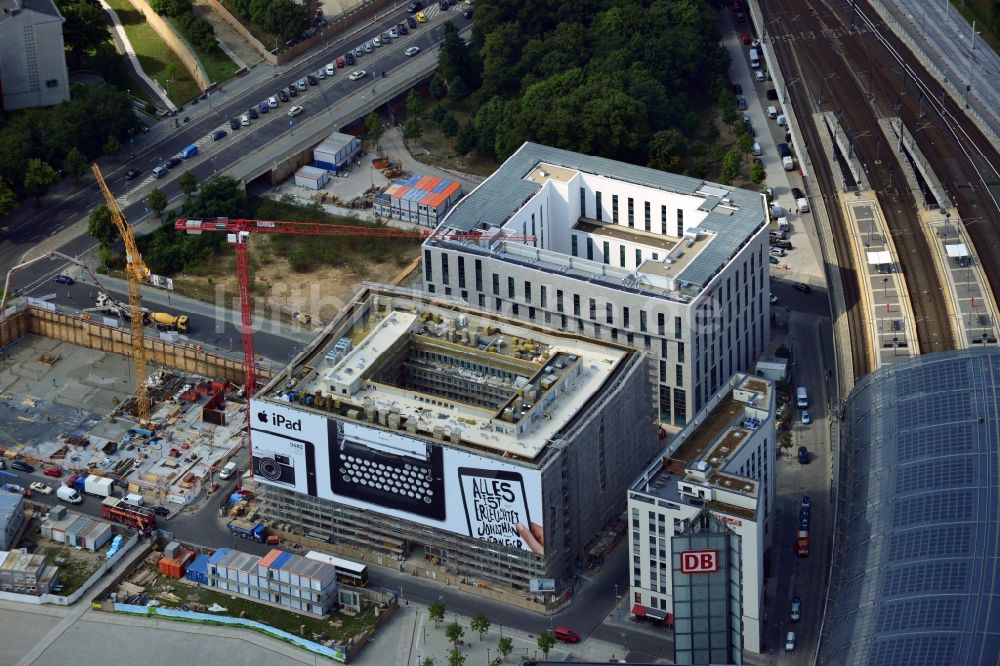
(127, 0, 212, 92)
(0, 307, 270, 386)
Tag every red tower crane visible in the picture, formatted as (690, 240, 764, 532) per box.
(175, 216, 534, 463)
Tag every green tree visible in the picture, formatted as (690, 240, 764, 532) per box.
(780, 431, 793, 458)
(737, 132, 753, 155)
(447, 649, 465, 666)
(648, 129, 687, 172)
(0, 178, 17, 217)
(430, 106, 447, 124)
(178, 171, 198, 198)
(60, 0, 111, 68)
(405, 91, 425, 119)
(421, 658, 435, 666)
(147, 187, 168, 217)
(441, 114, 459, 144)
(103, 135, 121, 159)
(428, 600, 446, 628)
(63, 147, 87, 183)
(750, 161, 766, 184)
(403, 118, 423, 140)
(719, 87, 738, 125)
(454, 122, 477, 157)
(537, 631, 555, 659)
(87, 205, 117, 246)
(497, 636, 513, 663)
(429, 75, 447, 100)
(447, 77, 469, 103)
(720, 149, 742, 184)
(470, 612, 490, 641)
(23, 159, 59, 201)
(365, 111, 384, 150)
(445, 620, 464, 648)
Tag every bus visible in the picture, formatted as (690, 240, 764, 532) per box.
(749, 48, 760, 69)
(305, 551, 369, 587)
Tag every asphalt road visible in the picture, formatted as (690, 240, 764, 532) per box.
(0, 8, 472, 280)
(19, 270, 310, 362)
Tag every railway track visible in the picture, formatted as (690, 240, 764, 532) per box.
(759, 0, 1000, 365)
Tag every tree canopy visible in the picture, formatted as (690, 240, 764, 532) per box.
(227, 0, 307, 44)
(441, 0, 728, 167)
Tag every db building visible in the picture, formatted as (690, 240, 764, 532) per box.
(627, 373, 776, 658)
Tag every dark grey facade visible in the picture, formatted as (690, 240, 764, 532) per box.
(671, 512, 742, 665)
(819, 349, 1000, 666)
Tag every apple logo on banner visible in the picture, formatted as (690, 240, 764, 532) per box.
(257, 410, 268, 424)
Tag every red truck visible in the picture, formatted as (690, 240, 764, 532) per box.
(100, 496, 157, 530)
(796, 530, 809, 557)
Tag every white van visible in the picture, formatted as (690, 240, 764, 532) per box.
(122, 492, 144, 507)
(767, 105, 778, 119)
(796, 387, 809, 409)
(152, 165, 168, 179)
(752, 142, 762, 156)
(219, 461, 237, 480)
(56, 485, 83, 504)
(777, 114, 788, 127)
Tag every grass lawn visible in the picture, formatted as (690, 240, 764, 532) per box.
(146, 566, 378, 643)
(40, 545, 103, 596)
(168, 18, 239, 84)
(105, 0, 201, 104)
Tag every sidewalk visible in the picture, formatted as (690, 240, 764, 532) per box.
(99, 0, 176, 111)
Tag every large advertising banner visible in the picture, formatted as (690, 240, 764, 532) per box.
(250, 400, 545, 553)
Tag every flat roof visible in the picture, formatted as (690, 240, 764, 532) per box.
(268, 287, 631, 461)
(433, 142, 766, 290)
(631, 375, 771, 504)
(574, 218, 676, 252)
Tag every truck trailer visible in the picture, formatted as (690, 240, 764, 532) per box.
(796, 530, 809, 557)
(84, 474, 113, 497)
(101, 496, 156, 530)
(227, 519, 266, 543)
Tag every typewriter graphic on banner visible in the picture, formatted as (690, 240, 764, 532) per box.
(330, 422, 446, 520)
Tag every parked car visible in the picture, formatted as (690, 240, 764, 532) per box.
(791, 596, 801, 622)
(212, 129, 227, 141)
(53, 274, 74, 285)
(277, 90, 289, 103)
(769, 255, 780, 265)
(298, 78, 308, 90)
(267, 96, 278, 108)
(388, 27, 398, 39)
(287, 85, 297, 97)
(248, 107, 259, 119)
(786, 631, 796, 651)
(29, 482, 52, 495)
(11, 461, 34, 473)
(354, 46, 364, 57)
(345, 52, 355, 65)
(348, 70, 367, 81)
(407, 0, 422, 11)
(755, 70, 766, 81)
(553, 627, 580, 643)
(153, 166, 168, 178)
(417, 10, 427, 21)
(230, 117, 241, 130)
(364, 41, 373, 53)
(307, 74, 318, 86)
(398, 22, 408, 34)
(737, 96, 747, 110)
(798, 446, 809, 464)
(153, 506, 171, 517)
(801, 409, 811, 425)
(124, 168, 142, 181)
(258, 102, 269, 114)
(407, 16, 417, 28)
(793, 282, 812, 294)
(42, 467, 63, 478)
(165, 157, 183, 169)
(404, 46, 421, 57)
(802, 496, 811, 509)
(791, 187, 804, 200)
(325, 62, 336, 76)
(240, 113, 250, 126)
(315, 68, 326, 80)
(372, 36, 381, 47)
(740, 33, 752, 45)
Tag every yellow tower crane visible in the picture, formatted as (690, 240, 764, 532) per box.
(92, 164, 151, 422)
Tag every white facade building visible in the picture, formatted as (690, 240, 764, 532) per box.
(0, 0, 70, 111)
(421, 142, 770, 428)
(627, 373, 776, 654)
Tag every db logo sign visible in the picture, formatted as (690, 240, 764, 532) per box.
(680, 550, 719, 574)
